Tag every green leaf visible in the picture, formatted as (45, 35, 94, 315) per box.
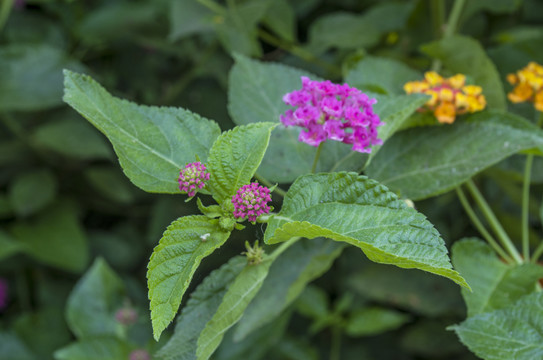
(295, 285, 330, 321)
(63, 70, 221, 194)
(9, 169, 57, 217)
(347, 261, 464, 317)
(147, 215, 231, 341)
(228, 54, 366, 183)
(32, 115, 113, 160)
(66, 258, 125, 339)
(196, 258, 273, 360)
(308, 2, 414, 53)
(234, 238, 344, 340)
(54, 338, 130, 360)
(0, 230, 23, 261)
(214, 0, 272, 57)
(262, 0, 296, 42)
(213, 312, 290, 360)
(84, 166, 138, 204)
(156, 256, 246, 360)
(264, 172, 468, 288)
(345, 306, 411, 337)
(168, 0, 214, 40)
(344, 56, 422, 95)
(366, 110, 543, 200)
(452, 238, 543, 317)
(14, 307, 71, 358)
(10, 202, 89, 273)
(421, 35, 506, 110)
(450, 292, 543, 360)
(0, 331, 37, 360)
(368, 93, 429, 162)
(206, 122, 276, 204)
(0, 44, 84, 111)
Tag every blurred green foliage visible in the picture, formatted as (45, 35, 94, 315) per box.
(1, 0, 542, 359)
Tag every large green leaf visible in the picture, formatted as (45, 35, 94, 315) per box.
(228, 54, 366, 183)
(10, 202, 89, 273)
(156, 256, 246, 360)
(206, 122, 276, 204)
(450, 292, 543, 360)
(234, 238, 344, 340)
(65, 258, 125, 339)
(344, 56, 422, 95)
(63, 70, 221, 194)
(421, 35, 506, 110)
(54, 338, 130, 360)
(196, 257, 274, 360)
(264, 172, 468, 288)
(366, 110, 543, 200)
(452, 238, 543, 317)
(147, 215, 231, 341)
(0, 44, 84, 111)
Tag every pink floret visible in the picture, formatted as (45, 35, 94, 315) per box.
(178, 162, 210, 197)
(232, 183, 271, 222)
(280, 77, 383, 153)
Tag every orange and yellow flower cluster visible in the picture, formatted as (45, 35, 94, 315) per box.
(507, 62, 543, 112)
(404, 72, 487, 124)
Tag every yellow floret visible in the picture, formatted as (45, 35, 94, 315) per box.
(424, 71, 444, 86)
(448, 74, 466, 89)
(434, 101, 456, 124)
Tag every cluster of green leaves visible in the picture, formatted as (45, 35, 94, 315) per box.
(2, 0, 543, 359)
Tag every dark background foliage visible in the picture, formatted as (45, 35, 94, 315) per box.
(1, 0, 542, 359)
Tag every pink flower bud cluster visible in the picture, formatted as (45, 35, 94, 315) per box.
(280, 76, 383, 153)
(115, 307, 138, 326)
(232, 182, 271, 222)
(178, 162, 210, 197)
(129, 349, 150, 360)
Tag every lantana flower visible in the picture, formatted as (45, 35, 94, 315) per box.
(404, 72, 487, 124)
(280, 77, 383, 153)
(507, 62, 543, 111)
(232, 182, 271, 223)
(178, 161, 210, 197)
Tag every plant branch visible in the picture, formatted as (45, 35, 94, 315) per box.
(465, 179, 523, 264)
(456, 187, 513, 263)
(311, 143, 324, 174)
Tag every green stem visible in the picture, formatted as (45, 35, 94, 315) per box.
(456, 187, 513, 262)
(444, 0, 466, 38)
(522, 153, 533, 260)
(269, 236, 300, 260)
(465, 179, 523, 264)
(430, 0, 446, 72)
(254, 174, 287, 198)
(531, 241, 543, 263)
(311, 143, 324, 174)
(330, 326, 341, 360)
(257, 29, 341, 77)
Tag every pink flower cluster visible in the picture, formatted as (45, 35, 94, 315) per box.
(232, 182, 271, 222)
(178, 162, 210, 197)
(280, 77, 383, 153)
(115, 307, 138, 326)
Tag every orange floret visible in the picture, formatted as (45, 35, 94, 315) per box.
(435, 102, 456, 124)
(508, 83, 533, 103)
(507, 62, 543, 111)
(403, 71, 487, 124)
